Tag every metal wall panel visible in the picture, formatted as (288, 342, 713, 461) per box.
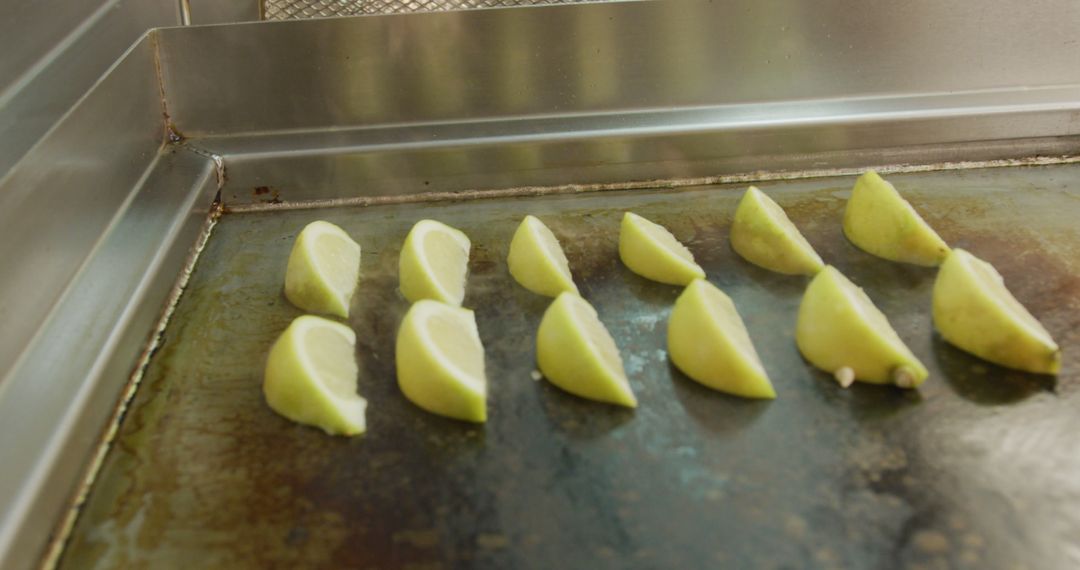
(0, 38, 165, 380)
(0, 0, 179, 176)
(0, 146, 219, 570)
(158, 0, 1080, 136)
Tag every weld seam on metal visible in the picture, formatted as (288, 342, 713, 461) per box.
(178, 143, 227, 189)
(39, 205, 222, 570)
(223, 153, 1080, 214)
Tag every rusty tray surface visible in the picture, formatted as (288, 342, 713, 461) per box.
(60, 164, 1080, 569)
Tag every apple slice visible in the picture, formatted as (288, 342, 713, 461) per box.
(619, 212, 705, 286)
(668, 279, 776, 398)
(796, 266, 928, 388)
(730, 186, 824, 276)
(843, 171, 950, 266)
(536, 293, 636, 407)
(933, 249, 1060, 374)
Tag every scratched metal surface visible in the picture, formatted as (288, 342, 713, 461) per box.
(61, 164, 1080, 569)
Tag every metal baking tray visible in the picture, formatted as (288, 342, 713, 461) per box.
(2, 2, 1080, 569)
(63, 166, 1080, 569)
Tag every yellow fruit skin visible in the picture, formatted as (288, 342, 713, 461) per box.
(796, 267, 928, 386)
(933, 249, 1061, 374)
(398, 248, 444, 304)
(264, 317, 365, 436)
(619, 213, 705, 286)
(730, 187, 824, 276)
(507, 216, 579, 297)
(668, 280, 776, 399)
(399, 221, 470, 306)
(536, 294, 637, 407)
(284, 222, 359, 318)
(396, 302, 487, 422)
(842, 171, 950, 266)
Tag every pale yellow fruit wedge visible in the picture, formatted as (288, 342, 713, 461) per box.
(399, 220, 471, 306)
(264, 315, 366, 436)
(933, 249, 1060, 374)
(668, 279, 776, 398)
(284, 221, 361, 318)
(396, 300, 487, 422)
(536, 292, 637, 407)
(507, 215, 579, 297)
(843, 171, 950, 266)
(796, 266, 928, 388)
(619, 212, 705, 286)
(730, 186, 824, 276)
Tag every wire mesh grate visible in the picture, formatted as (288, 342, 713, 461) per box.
(263, 0, 612, 19)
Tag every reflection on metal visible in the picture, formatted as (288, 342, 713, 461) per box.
(0, 148, 220, 570)
(161, 2, 1080, 136)
(0, 39, 164, 382)
(180, 0, 192, 25)
(0, 0, 178, 176)
(262, 0, 611, 19)
(60, 165, 1080, 569)
(2, 2, 1080, 569)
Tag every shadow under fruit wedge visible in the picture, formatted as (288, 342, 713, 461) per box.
(933, 248, 1061, 374)
(536, 292, 637, 407)
(263, 315, 367, 436)
(843, 171, 950, 266)
(399, 219, 471, 306)
(619, 212, 705, 286)
(796, 266, 928, 388)
(396, 300, 488, 422)
(507, 215, 579, 297)
(730, 186, 824, 276)
(668, 279, 776, 399)
(284, 221, 361, 318)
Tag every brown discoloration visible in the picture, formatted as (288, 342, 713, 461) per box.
(165, 121, 184, 144)
(250, 186, 283, 204)
(60, 165, 1080, 569)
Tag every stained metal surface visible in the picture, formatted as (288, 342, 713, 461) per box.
(0, 146, 220, 570)
(158, 0, 1080, 137)
(210, 124, 1080, 206)
(61, 164, 1080, 568)
(6, 3, 1080, 569)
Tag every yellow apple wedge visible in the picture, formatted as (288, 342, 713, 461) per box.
(668, 279, 776, 398)
(536, 293, 637, 407)
(730, 186, 824, 276)
(507, 215, 579, 297)
(619, 212, 705, 286)
(933, 249, 1060, 374)
(396, 300, 488, 422)
(264, 315, 367, 435)
(284, 221, 361, 318)
(843, 171, 950, 266)
(399, 220, 471, 306)
(796, 266, 928, 388)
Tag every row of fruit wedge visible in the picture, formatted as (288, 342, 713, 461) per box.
(261, 170, 1061, 435)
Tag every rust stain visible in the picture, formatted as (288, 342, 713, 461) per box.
(250, 186, 283, 204)
(57, 165, 1080, 569)
(220, 154, 1080, 215)
(165, 121, 184, 144)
